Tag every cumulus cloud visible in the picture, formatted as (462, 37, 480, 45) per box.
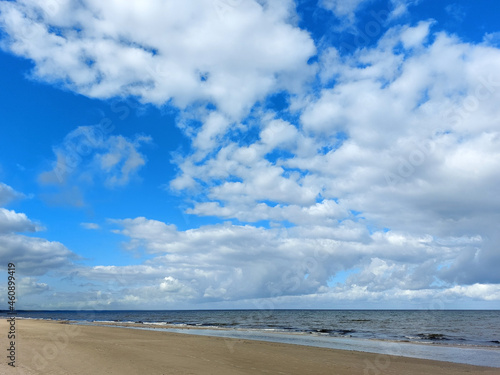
(0, 182, 25, 206)
(0, 0, 315, 178)
(167, 22, 500, 302)
(0, 186, 34, 235)
(0, 233, 78, 276)
(0, 208, 40, 234)
(0, 0, 315, 120)
(173, 23, 500, 227)
(445, 284, 500, 301)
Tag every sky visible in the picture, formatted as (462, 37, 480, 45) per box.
(0, 0, 500, 310)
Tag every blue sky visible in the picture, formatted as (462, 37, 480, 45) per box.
(1, 0, 500, 310)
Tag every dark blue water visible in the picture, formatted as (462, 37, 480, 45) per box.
(3, 309, 499, 348)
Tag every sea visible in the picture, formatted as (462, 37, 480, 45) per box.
(3, 309, 500, 368)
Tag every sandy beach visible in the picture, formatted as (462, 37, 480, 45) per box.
(1, 319, 499, 375)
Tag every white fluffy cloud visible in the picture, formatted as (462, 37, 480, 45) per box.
(0, 208, 39, 234)
(172, 21, 500, 231)
(0, 0, 315, 119)
(168, 22, 500, 298)
(0, 230, 78, 276)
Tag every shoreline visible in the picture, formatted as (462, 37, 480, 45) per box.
(1, 319, 500, 374)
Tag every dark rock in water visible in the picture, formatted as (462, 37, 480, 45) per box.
(315, 329, 334, 334)
(417, 333, 448, 340)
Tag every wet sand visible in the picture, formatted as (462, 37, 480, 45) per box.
(1, 319, 499, 374)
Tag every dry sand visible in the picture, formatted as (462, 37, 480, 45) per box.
(1, 319, 499, 375)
